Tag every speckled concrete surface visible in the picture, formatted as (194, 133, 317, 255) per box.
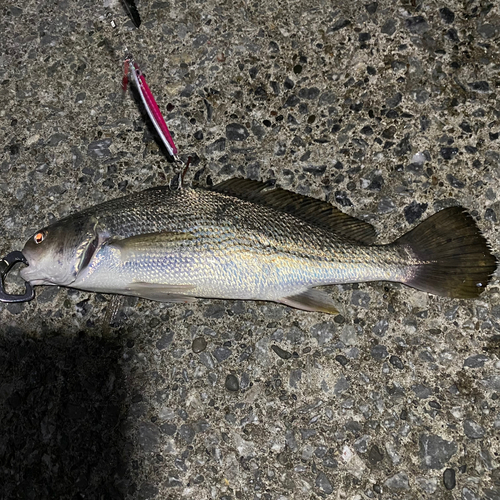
(1, 0, 500, 498)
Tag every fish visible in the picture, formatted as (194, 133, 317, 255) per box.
(20, 179, 497, 314)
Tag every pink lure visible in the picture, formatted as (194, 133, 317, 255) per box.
(124, 58, 178, 158)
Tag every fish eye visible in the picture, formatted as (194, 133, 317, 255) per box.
(34, 231, 47, 244)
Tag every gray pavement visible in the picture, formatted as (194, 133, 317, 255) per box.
(1, 0, 499, 498)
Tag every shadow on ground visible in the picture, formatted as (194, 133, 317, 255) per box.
(0, 331, 132, 499)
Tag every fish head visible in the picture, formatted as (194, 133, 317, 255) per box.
(20, 215, 100, 286)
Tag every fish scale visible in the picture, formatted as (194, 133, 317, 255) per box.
(20, 179, 497, 313)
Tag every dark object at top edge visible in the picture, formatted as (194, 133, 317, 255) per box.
(121, 0, 141, 28)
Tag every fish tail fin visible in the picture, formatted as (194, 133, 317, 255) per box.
(395, 206, 497, 298)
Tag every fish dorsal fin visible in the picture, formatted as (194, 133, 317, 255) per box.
(211, 178, 377, 244)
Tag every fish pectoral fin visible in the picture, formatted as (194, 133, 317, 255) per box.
(279, 289, 340, 315)
(126, 282, 197, 303)
(109, 231, 195, 258)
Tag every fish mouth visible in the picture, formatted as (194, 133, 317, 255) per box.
(23, 277, 55, 286)
(19, 247, 74, 287)
(19, 259, 74, 287)
(19, 263, 50, 286)
(18, 256, 33, 282)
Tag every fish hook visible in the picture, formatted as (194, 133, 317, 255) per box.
(169, 156, 192, 190)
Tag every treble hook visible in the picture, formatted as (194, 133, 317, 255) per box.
(169, 156, 192, 190)
(0, 251, 34, 303)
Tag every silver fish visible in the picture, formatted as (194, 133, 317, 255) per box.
(20, 179, 497, 314)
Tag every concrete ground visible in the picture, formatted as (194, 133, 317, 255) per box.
(1, 0, 499, 498)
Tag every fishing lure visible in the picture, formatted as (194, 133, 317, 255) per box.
(123, 58, 179, 160)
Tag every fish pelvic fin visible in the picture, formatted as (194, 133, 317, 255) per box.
(279, 289, 340, 314)
(396, 206, 497, 298)
(126, 282, 197, 303)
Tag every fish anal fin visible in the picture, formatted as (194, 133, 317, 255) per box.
(126, 282, 197, 303)
(279, 289, 340, 315)
(211, 178, 376, 244)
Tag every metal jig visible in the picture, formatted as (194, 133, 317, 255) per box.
(123, 55, 191, 188)
(123, 57, 180, 160)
